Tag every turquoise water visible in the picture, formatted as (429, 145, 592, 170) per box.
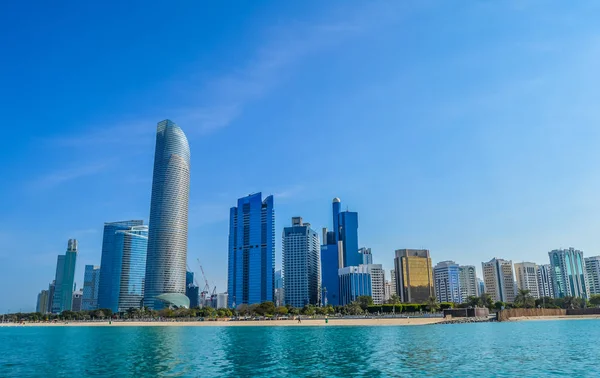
(0, 320, 597, 377)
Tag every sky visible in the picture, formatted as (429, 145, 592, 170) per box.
(2, 1, 600, 313)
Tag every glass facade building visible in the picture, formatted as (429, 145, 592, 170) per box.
(51, 239, 78, 314)
(549, 248, 589, 299)
(320, 198, 361, 306)
(98, 221, 145, 312)
(360, 247, 373, 265)
(274, 270, 284, 306)
(227, 193, 275, 308)
(282, 217, 321, 308)
(338, 265, 372, 306)
(185, 271, 199, 308)
(144, 120, 191, 310)
(394, 249, 434, 303)
(82, 265, 101, 311)
(434, 261, 461, 303)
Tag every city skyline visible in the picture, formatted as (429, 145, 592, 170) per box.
(4, 2, 600, 313)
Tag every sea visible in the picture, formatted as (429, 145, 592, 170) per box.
(0, 320, 597, 377)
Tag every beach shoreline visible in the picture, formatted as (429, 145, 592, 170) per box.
(0, 317, 444, 327)
(508, 315, 600, 322)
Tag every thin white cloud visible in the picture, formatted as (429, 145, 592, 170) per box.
(46, 2, 409, 146)
(31, 162, 108, 190)
(273, 185, 305, 200)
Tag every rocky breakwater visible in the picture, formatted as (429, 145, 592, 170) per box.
(435, 317, 493, 325)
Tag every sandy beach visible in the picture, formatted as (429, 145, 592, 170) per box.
(508, 315, 600, 322)
(0, 317, 444, 327)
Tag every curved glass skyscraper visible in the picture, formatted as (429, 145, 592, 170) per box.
(144, 119, 191, 309)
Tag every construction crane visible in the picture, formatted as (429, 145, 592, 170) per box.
(197, 258, 213, 305)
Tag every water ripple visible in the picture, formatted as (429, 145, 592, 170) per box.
(1, 321, 600, 377)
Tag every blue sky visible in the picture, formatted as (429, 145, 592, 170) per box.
(2, 1, 600, 313)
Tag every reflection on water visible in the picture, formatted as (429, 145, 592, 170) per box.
(1, 321, 600, 377)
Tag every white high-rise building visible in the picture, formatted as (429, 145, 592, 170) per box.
(459, 265, 478, 302)
(365, 264, 385, 305)
(282, 217, 321, 308)
(585, 256, 600, 296)
(537, 264, 554, 298)
(434, 261, 461, 303)
(216, 293, 228, 309)
(384, 281, 392, 302)
(482, 258, 516, 303)
(514, 262, 540, 298)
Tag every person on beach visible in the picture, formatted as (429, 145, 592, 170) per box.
(297, 317, 301, 323)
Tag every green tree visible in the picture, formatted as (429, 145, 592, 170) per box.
(494, 301, 506, 310)
(276, 306, 289, 316)
(590, 294, 600, 307)
(346, 302, 364, 315)
(425, 296, 440, 313)
(356, 296, 374, 310)
(301, 305, 316, 316)
(237, 304, 250, 316)
(387, 294, 400, 305)
(159, 308, 175, 318)
(562, 296, 580, 309)
(480, 293, 494, 309)
(248, 303, 261, 316)
(535, 297, 556, 308)
(258, 301, 276, 316)
(466, 296, 481, 308)
(514, 289, 535, 308)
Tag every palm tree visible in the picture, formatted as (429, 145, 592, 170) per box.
(425, 296, 440, 313)
(480, 293, 494, 309)
(514, 289, 535, 308)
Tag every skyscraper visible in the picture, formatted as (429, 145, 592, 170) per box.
(394, 249, 434, 303)
(390, 269, 397, 298)
(384, 281, 392, 302)
(51, 239, 78, 314)
(360, 247, 373, 265)
(82, 265, 100, 311)
(339, 210, 361, 267)
(282, 217, 321, 308)
(459, 265, 478, 302)
(338, 265, 372, 306)
(434, 261, 461, 303)
(549, 248, 589, 299)
(365, 264, 385, 305)
(537, 264, 555, 298)
(36, 290, 49, 314)
(144, 120, 191, 310)
(72, 290, 83, 312)
(477, 278, 485, 298)
(514, 262, 540, 298)
(481, 258, 516, 303)
(47, 281, 55, 313)
(98, 222, 148, 312)
(320, 198, 361, 306)
(585, 256, 600, 295)
(185, 271, 200, 308)
(227, 193, 275, 308)
(274, 270, 284, 306)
